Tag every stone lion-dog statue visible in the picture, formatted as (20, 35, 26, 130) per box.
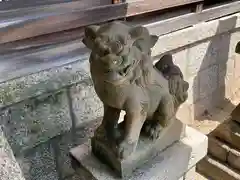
(82, 21, 189, 159)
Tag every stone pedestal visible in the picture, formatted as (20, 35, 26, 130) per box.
(91, 119, 185, 178)
(70, 126, 208, 180)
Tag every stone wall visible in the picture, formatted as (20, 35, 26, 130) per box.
(1, 12, 240, 180)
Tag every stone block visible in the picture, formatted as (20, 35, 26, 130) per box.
(64, 168, 94, 180)
(187, 37, 221, 75)
(0, 127, 25, 180)
(185, 74, 200, 104)
(228, 148, 240, 171)
(217, 32, 236, 65)
(192, 92, 215, 119)
(208, 136, 229, 162)
(234, 54, 240, 79)
(172, 49, 188, 78)
(197, 156, 240, 180)
(218, 57, 235, 90)
(0, 59, 90, 108)
(90, 119, 185, 178)
(16, 141, 58, 180)
(70, 126, 207, 180)
(152, 13, 239, 56)
(53, 119, 101, 179)
(1, 91, 72, 154)
(70, 83, 103, 128)
(198, 65, 219, 100)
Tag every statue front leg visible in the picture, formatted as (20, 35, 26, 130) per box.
(117, 101, 147, 159)
(101, 105, 121, 143)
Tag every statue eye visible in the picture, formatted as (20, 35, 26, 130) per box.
(111, 41, 123, 54)
(118, 36, 127, 45)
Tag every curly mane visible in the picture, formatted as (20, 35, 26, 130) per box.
(129, 53, 153, 87)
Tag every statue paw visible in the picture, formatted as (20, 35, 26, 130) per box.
(116, 141, 136, 159)
(143, 121, 162, 140)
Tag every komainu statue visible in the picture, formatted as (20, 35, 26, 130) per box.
(82, 21, 189, 161)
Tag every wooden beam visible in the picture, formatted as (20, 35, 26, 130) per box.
(141, 1, 240, 36)
(0, 0, 112, 11)
(0, 0, 202, 44)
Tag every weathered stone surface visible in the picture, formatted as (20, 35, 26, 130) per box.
(16, 141, 58, 180)
(228, 148, 240, 171)
(91, 119, 185, 178)
(187, 37, 220, 76)
(0, 59, 90, 108)
(70, 83, 103, 128)
(0, 127, 25, 180)
(64, 168, 95, 180)
(1, 91, 72, 154)
(70, 126, 207, 180)
(192, 91, 216, 119)
(208, 136, 229, 162)
(172, 49, 188, 78)
(185, 74, 200, 104)
(218, 57, 235, 91)
(53, 119, 101, 179)
(212, 120, 240, 150)
(198, 65, 219, 100)
(152, 13, 239, 56)
(197, 156, 240, 180)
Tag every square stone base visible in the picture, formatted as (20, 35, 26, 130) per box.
(91, 119, 185, 178)
(70, 126, 208, 180)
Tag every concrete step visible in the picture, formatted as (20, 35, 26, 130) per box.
(197, 156, 240, 180)
(212, 120, 240, 151)
(208, 136, 240, 171)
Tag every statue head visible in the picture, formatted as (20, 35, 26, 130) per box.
(82, 21, 158, 72)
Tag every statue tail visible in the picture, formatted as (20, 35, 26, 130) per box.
(154, 54, 173, 73)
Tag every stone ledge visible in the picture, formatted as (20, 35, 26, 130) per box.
(152, 12, 240, 56)
(70, 126, 207, 180)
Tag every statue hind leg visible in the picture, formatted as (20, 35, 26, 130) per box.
(143, 93, 175, 140)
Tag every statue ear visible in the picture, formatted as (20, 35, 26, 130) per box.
(82, 25, 100, 49)
(84, 25, 99, 39)
(129, 26, 149, 39)
(150, 35, 158, 48)
(82, 37, 94, 49)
